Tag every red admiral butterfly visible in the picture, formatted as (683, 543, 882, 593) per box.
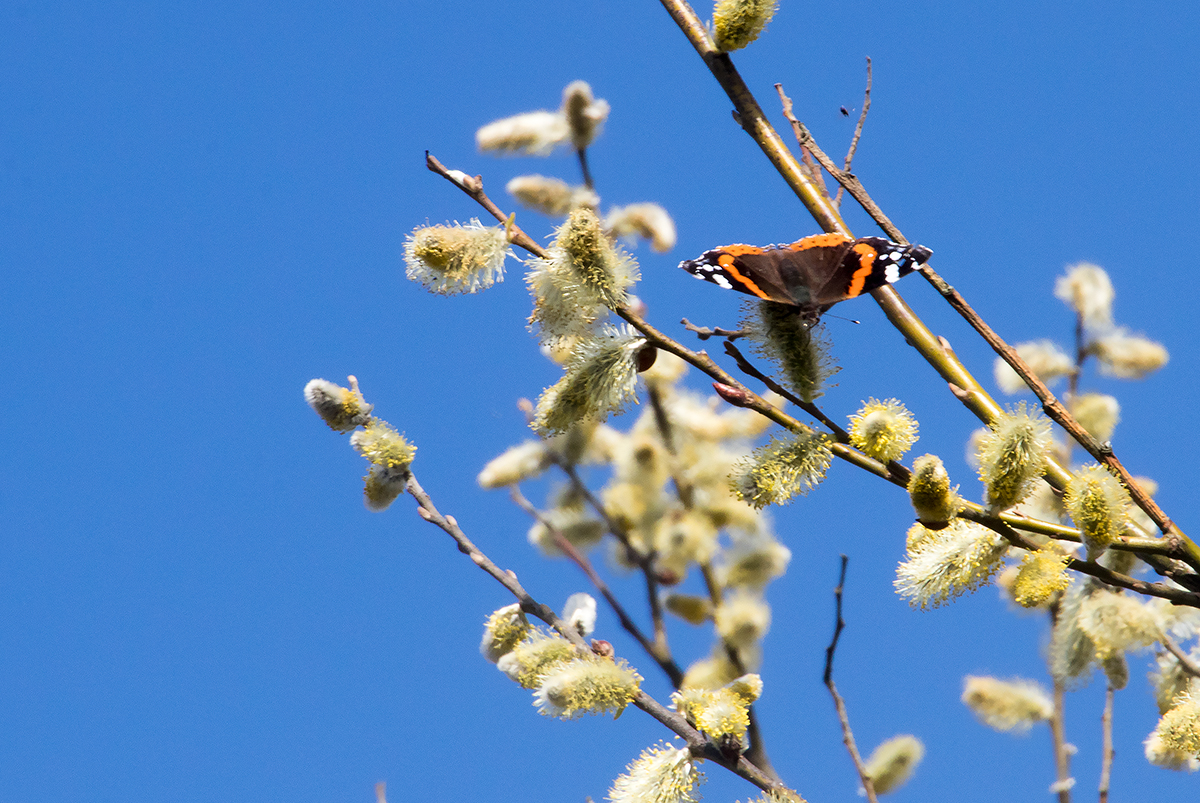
(679, 233, 932, 322)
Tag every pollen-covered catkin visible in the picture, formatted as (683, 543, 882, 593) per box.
(907, 454, 961, 528)
(712, 0, 778, 52)
(961, 676, 1054, 733)
(1064, 465, 1132, 557)
(403, 220, 510, 295)
(862, 735, 924, 795)
(975, 402, 1053, 511)
(848, 398, 918, 463)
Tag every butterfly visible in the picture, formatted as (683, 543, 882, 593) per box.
(680, 233, 931, 323)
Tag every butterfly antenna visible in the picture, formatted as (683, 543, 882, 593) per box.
(823, 312, 861, 325)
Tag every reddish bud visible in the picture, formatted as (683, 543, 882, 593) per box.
(712, 382, 754, 408)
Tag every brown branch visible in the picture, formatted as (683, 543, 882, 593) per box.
(405, 471, 586, 646)
(694, 563, 779, 782)
(576, 147, 595, 190)
(426, 147, 1200, 598)
(509, 486, 683, 685)
(823, 556, 879, 803)
(771, 90, 1197, 571)
(680, 318, 747, 341)
(834, 57, 872, 208)
(655, 0, 847, 233)
(963, 513, 1200, 608)
(425, 151, 547, 258)
(406, 469, 792, 793)
(1049, 678, 1074, 803)
(1161, 633, 1200, 678)
(1099, 685, 1114, 803)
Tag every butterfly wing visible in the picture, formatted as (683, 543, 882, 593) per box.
(679, 244, 800, 305)
(680, 233, 933, 321)
(806, 237, 933, 306)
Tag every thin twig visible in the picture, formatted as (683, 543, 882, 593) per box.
(967, 513, 1200, 608)
(1161, 633, 1200, 678)
(576, 147, 595, 189)
(425, 149, 1200, 602)
(1099, 685, 1114, 803)
(404, 470, 791, 793)
(834, 57, 872, 208)
(425, 151, 547, 258)
(823, 556, 879, 803)
(406, 471, 586, 646)
(680, 318, 747, 341)
(508, 485, 683, 685)
(1049, 677, 1074, 803)
(771, 89, 1198, 572)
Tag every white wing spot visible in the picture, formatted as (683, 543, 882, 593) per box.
(885, 263, 901, 283)
(713, 274, 733, 289)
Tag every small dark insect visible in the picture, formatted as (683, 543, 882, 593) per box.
(840, 106, 850, 117)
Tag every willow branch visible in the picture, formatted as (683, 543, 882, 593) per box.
(772, 87, 1194, 563)
(1050, 679, 1073, 803)
(824, 556, 879, 803)
(425, 150, 1199, 598)
(1099, 685, 1114, 803)
(1161, 633, 1200, 678)
(509, 486, 683, 685)
(655, 0, 847, 233)
(834, 57, 872, 208)
(406, 471, 790, 792)
(406, 471, 586, 645)
(969, 515, 1200, 608)
(426, 151, 547, 258)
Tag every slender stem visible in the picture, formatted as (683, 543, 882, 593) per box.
(509, 486, 683, 685)
(406, 471, 585, 646)
(834, 57, 872, 208)
(424, 147, 1200, 601)
(576, 147, 595, 189)
(425, 152, 545, 257)
(1050, 679, 1073, 803)
(655, 0, 847, 233)
(1099, 685, 1114, 803)
(557, 460, 645, 565)
(1161, 633, 1200, 678)
(646, 383, 695, 508)
(405, 470, 791, 793)
(771, 87, 1195, 564)
(823, 556, 879, 803)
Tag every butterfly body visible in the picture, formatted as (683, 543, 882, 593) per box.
(679, 233, 931, 322)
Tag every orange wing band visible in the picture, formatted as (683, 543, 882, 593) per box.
(846, 243, 878, 297)
(717, 253, 771, 299)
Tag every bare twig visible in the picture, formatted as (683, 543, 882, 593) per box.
(1049, 677, 1074, 803)
(1161, 633, 1200, 678)
(1099, 685, 1114, 803)
(823, 556, 878, 803)
(680, 318, 747, 341)
(834, 57, 872, 208)
(405, 469, 792, 794)
(576, 147, 595, 189)
(966, 513, 1200, 608)
(425, 151, 547, 258)
(425, 148, 1200, 602)
(406, 471, 586, 646)
(771, 90, 1198, 573)
(508, 485, 683, 685)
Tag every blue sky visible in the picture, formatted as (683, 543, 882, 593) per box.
(3, 1, 1199, 800)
